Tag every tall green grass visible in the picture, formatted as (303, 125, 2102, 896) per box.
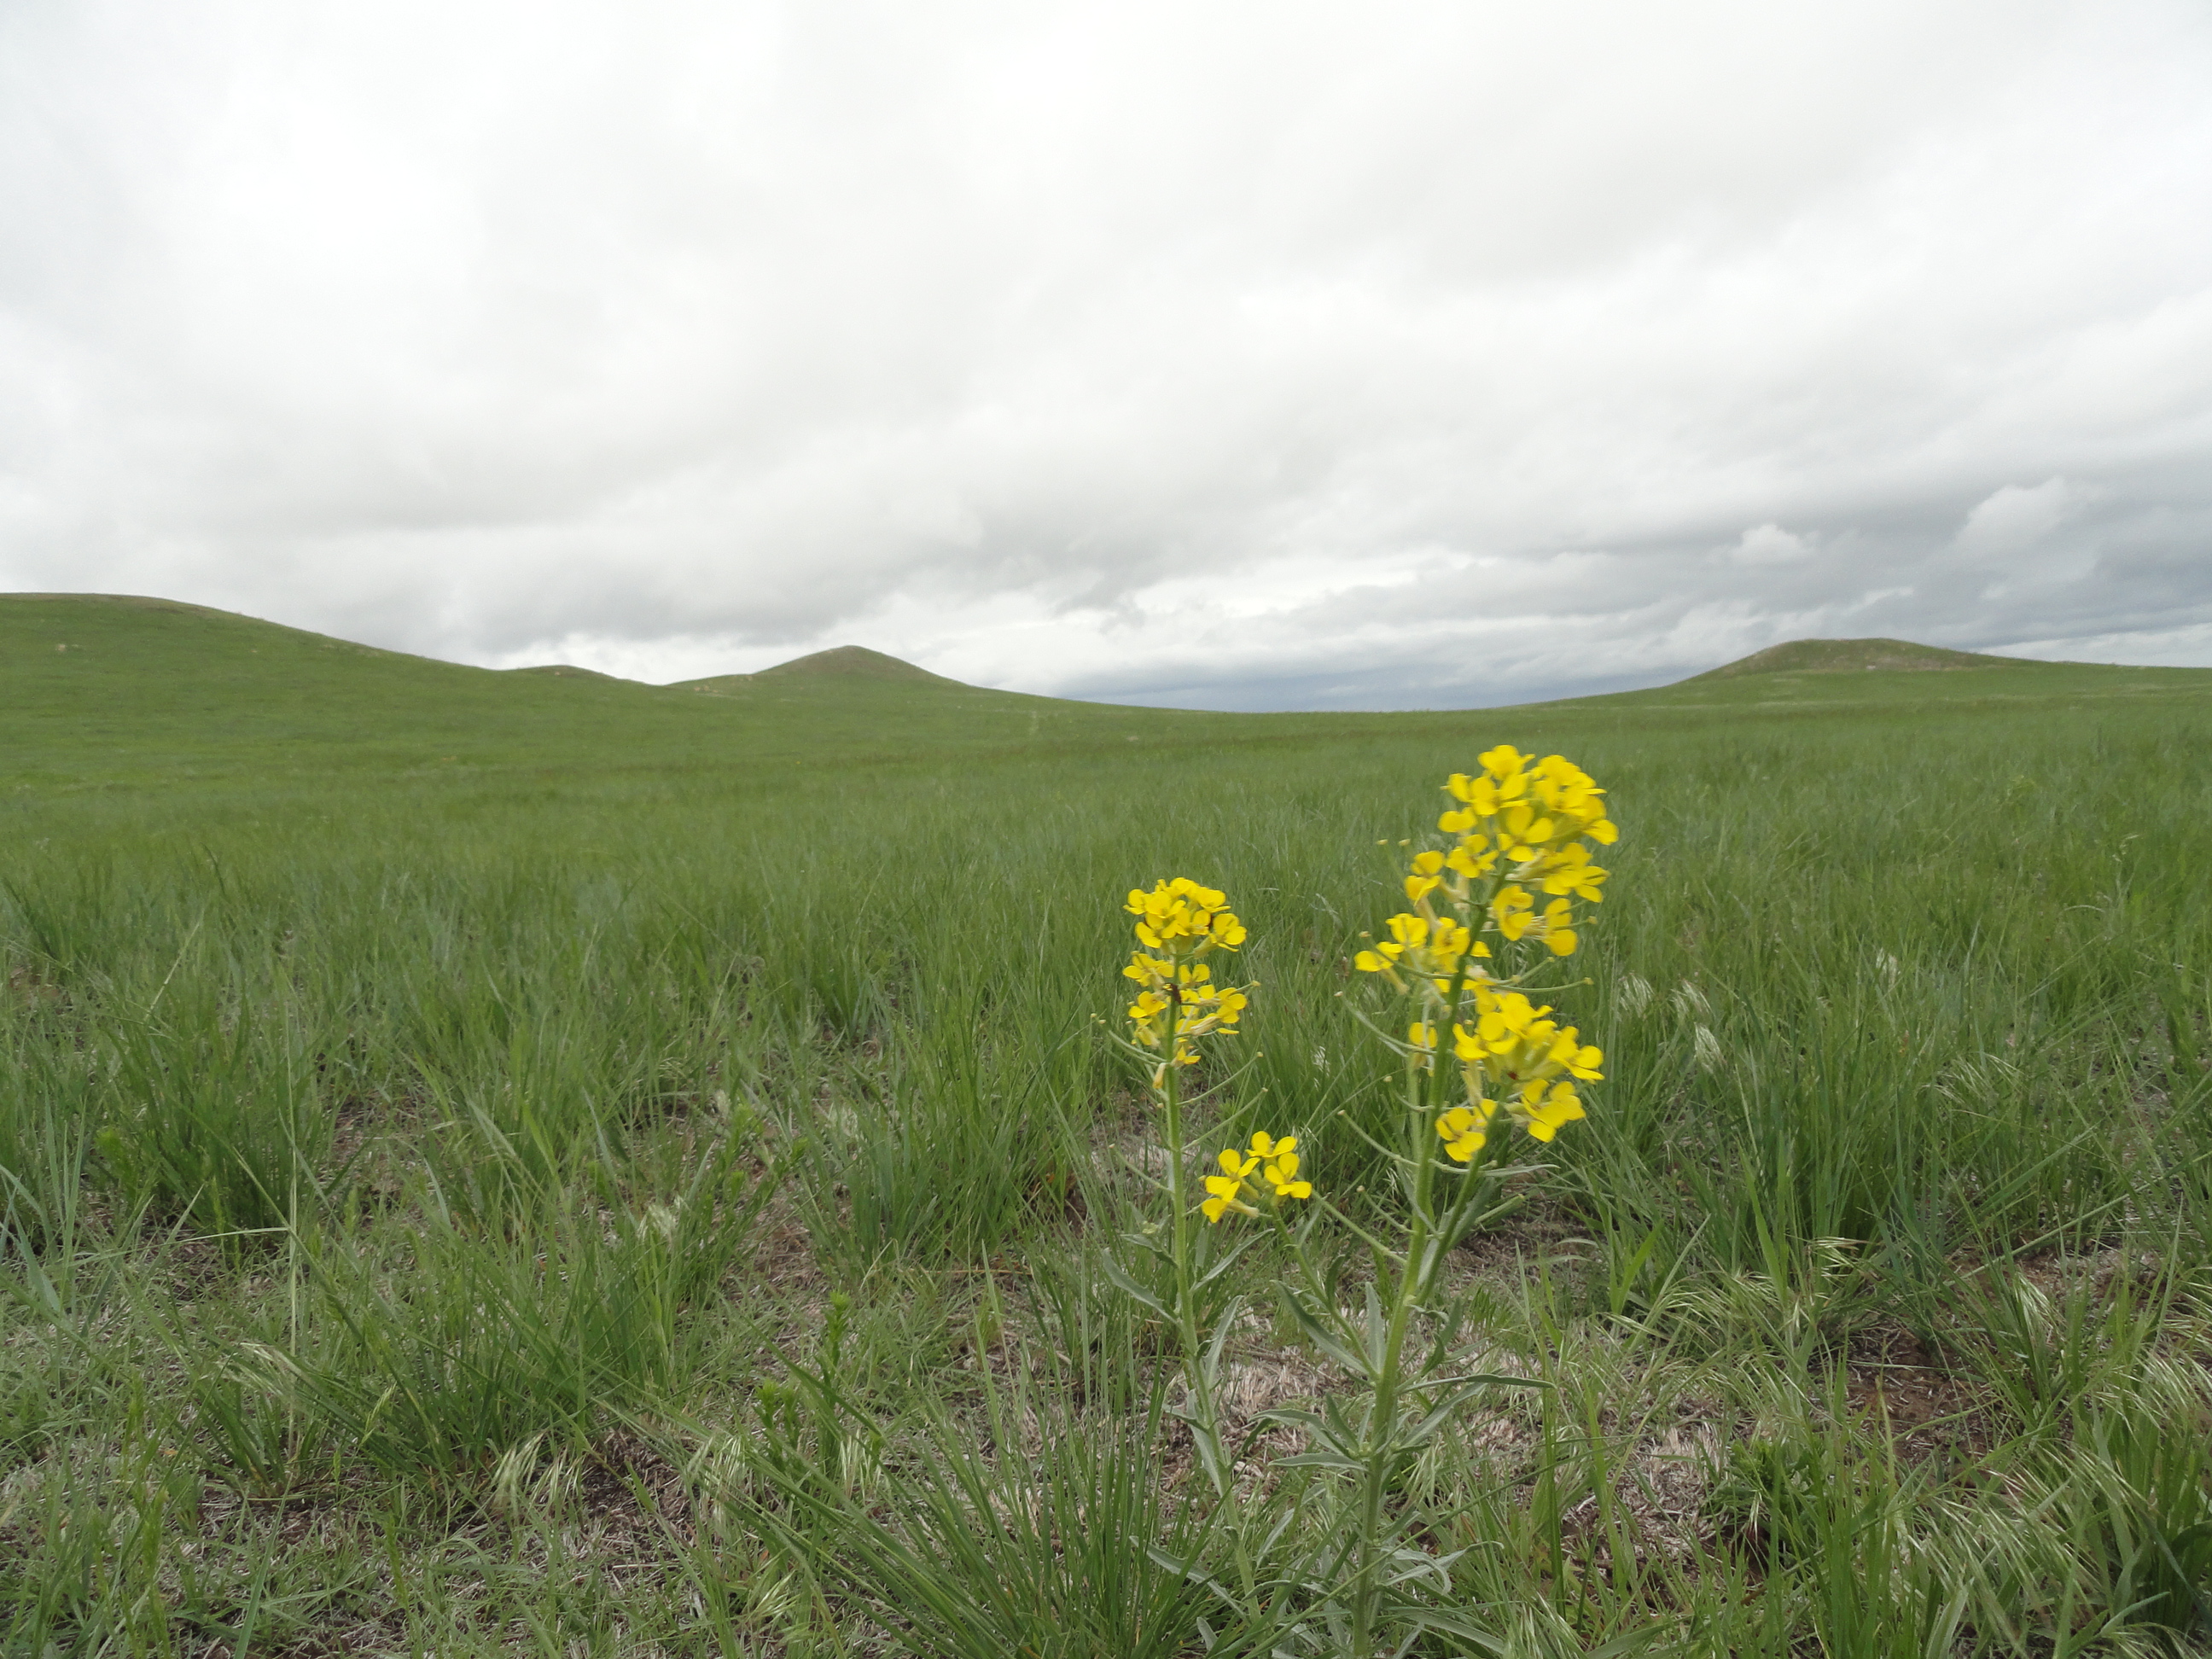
(3, 628, 2210, 1653)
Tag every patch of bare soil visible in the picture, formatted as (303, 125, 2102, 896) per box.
(1844, 1325, 1996, 1464)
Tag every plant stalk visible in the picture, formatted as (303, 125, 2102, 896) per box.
(1348, 1045, 1441, 1658)
(1160, 1001, 1228, 1493)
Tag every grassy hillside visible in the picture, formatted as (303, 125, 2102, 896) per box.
(6, 591, 706, 783)
(1644, 640, 2203, 712)
(12, 594, 2208, 789)
(1689, 635, 2019, 677)
(678, 643, 971, 689)
(0, 592, 1247, 788)
(4, 597, 2212, 1655)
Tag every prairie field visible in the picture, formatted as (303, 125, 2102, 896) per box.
(6, 594, 2212, 1656)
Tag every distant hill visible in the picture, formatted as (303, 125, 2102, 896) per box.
(506, 663, 628, 682)
(0, 593, 1197, 786)
(1691, 637, 2020, 680)
(6, 590, 411, 652)
(675, 644, 965, 695)
(3, 591, 439, 672)
(12, 596, 2205, 786)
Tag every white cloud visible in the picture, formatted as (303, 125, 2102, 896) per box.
(3, 0, 2211, 707)
(1727, 524, 1816, 566)
(1955, 478, 2087, 554)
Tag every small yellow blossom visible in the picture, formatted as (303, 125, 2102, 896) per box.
(1354, 912, 1488, 987)
(1259, 1136, 1312, 1199)
(1404, 849, 1447, 904)
(1444, 837, 1498, 879)
(1519, 1081, 1586, 1142)
(1491, 884, 1535, 941)
(1489, 887, 1580, 957)
(1534, 842, 1609, 902)
(1200, 1179, 1253, 1223)
(1435, 1100, 1497, 1162)
(1202, 1130, 1314, 1221)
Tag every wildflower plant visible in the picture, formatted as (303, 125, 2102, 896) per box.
(1107, 877, 1277, 1491)
(1110, 748, 1617, 1659)
(1289, 745, 1613, 1652)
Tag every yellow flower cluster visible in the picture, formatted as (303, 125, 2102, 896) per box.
(1454, 989, 1602, 1144)
(1363, 745, 1614, 974)
(1359, 747, 1615, 1155)
(1352, 911, 1489, 991)
(1124, 959, 1250, 1068)
(1127, 876, 1249, 953)
(1202, 1131, 1313, 1223)
(1403, 987, 1600, 1152)
(1123, 877, 1252, 1078)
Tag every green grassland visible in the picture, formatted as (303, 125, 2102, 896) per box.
(5, 594, 2212, 1656)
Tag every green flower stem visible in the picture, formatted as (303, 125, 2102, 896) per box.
(1159, 1029, 1227, 1493)
(1348, 1055, 1439, 1659)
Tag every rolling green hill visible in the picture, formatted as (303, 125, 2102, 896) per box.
(677, 643, 969, 690)
(1592, 639, 2207, 713)
(0, 592, 1237, 788)
(9, 595, 2209, 797)
(1690, 635, 2017, 677)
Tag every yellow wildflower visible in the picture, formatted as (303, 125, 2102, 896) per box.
(1491, 884, 1534, 940)
(1202, 1131, 1313, 1221)
(1126, 961, 1249, 1062)
(1444, 837, 1498, 879)
(1126, 877, 1248, 954)
(1404, 848, 1447, 904)
(1519, 1081, 1586, 1142)
(1441, 990, 1602, 1141)
(1259, 1135, 1313, 1199)
(1435, 1100, 1497, 1162)
(1353, 751, 1612, 1214)
(1434, 753, 1614, 944)
(1122, 881, 1254, 1074)
(1483, 887, 1580, 957)
(1354, 912, 1487, 987)
(1201, 1174, 1254, 1223)
(1534, 842, 1608, 902)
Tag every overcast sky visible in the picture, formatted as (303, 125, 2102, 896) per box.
(3, 1, 2209, 708)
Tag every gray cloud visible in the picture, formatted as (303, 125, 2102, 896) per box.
(3, 0, 2209, 707)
